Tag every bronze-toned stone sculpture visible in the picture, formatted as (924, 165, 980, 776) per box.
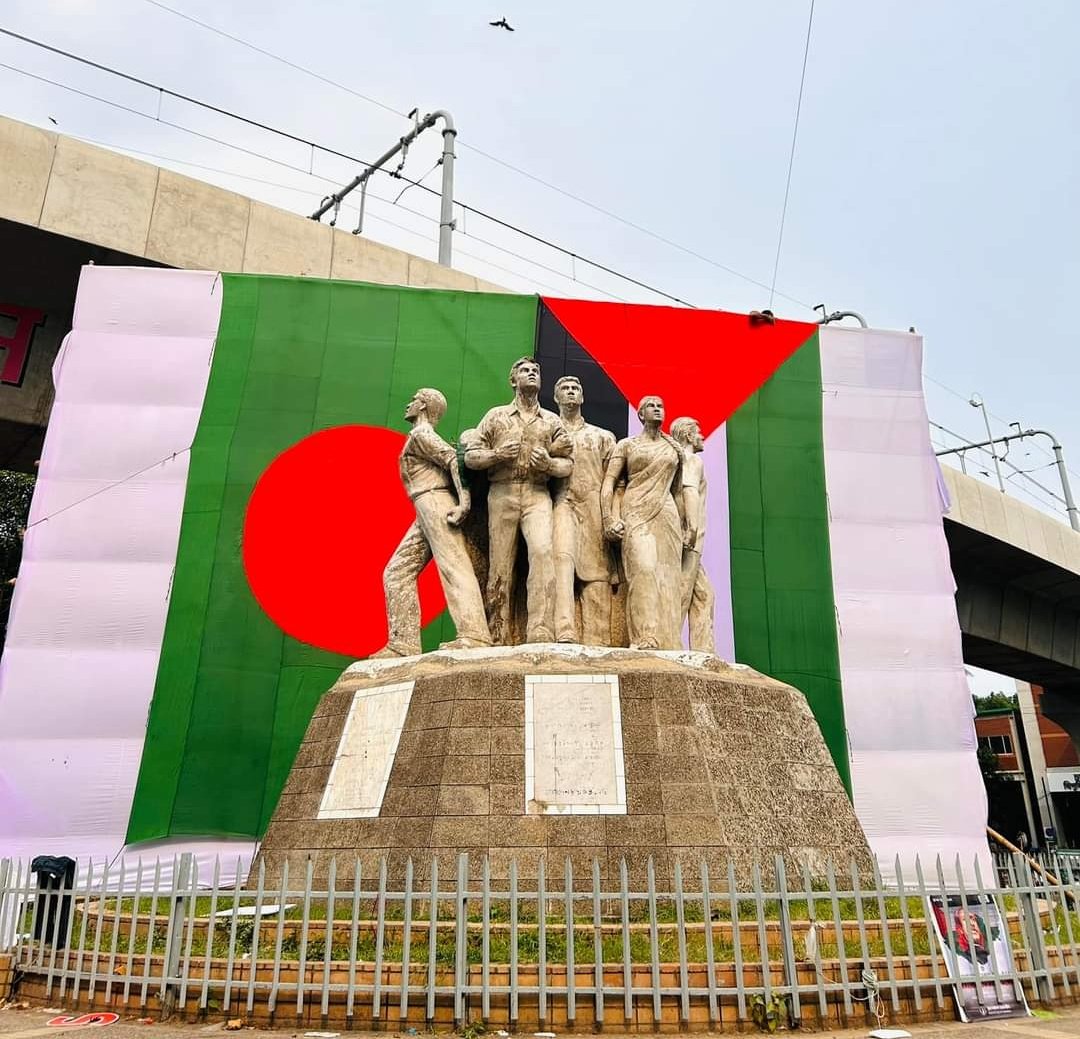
(465, 358, 573, 644)
(374, 388, 492, 658)
(601, 396, 687, 650)
(671, 416, 716, 653)
(551, 376, 617, 645)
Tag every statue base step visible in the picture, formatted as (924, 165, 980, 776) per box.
(253, 645, 872, 886)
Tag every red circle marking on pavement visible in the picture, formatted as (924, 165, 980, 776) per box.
(242, 425, 446, 658)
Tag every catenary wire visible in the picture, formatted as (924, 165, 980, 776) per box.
(931, 420, 1067, 509)
(769, 0, 815, 309)
(0, 48, 694, 307)
(130, 0, 815, 308)
(62, 131, 614, 299)
(5, 20, 1074, 484)
(0, 20, 808, 310)
(139, 0, 408, 119)
(924, 372, 1079, 481)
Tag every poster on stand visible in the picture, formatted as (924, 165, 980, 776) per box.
(928, 894, 1030, 1021)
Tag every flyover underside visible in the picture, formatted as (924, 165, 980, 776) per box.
(946, 515, 1080, 742)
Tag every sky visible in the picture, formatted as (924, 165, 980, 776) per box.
(2, 0, 1079, 523)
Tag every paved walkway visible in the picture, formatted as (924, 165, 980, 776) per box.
(6, 1003, 1080, 1039)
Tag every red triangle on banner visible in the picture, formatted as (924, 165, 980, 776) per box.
(541, 298, 818, 438)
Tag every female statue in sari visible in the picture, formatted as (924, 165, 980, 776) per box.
(600, 396, 694, 650)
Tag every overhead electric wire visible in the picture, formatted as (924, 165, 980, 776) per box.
(0, 37, 693, 306)
(64, 5, 817, 310)
(62, 131, 616, 300)
(924, 372, 1080, 482)
(769, 0, 815, 309)
(930, 420, 1068, 515)
(5, 15, 1074, 488)
(139, 0, 408, 120)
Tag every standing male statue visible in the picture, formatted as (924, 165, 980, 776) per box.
(374, 388, 493, 658)
(465, 357, 573, 644)
(551, 375, 617, 644)
(671, 416, 716, 654)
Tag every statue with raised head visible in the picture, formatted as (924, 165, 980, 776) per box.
(465, 357, 573, 643)
(551, 375, 617, 645)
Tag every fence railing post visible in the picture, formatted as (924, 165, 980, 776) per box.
(0, 859, 12, 951)
(1018, 854, 1054, 1004)
(775, 854, 801, 1025)
(453, 852, 469, 1028)
(161, 852, 194, 1018)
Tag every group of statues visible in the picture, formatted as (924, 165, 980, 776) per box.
(373, 357, 716, 658)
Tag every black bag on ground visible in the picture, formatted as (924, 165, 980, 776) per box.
(31, 855, 76, 948)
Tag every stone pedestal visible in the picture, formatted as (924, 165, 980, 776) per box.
(254, 645, 872, 886)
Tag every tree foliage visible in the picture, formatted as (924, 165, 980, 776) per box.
(973, 690, 1018, 714)
(0, 469, 35, 645)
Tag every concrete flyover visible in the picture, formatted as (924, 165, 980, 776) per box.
(0, 114, 506, 472)
(942, 467, 1080, 739)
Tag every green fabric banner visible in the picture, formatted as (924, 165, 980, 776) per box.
(127, 277, 538, 842)
(727, 332, 849, 792)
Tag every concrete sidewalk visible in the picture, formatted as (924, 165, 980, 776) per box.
(6, 1003, 1080, 1039)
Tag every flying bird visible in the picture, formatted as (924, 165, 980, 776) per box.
(48, 116, 57, 124)
(489, 17, 514, 31)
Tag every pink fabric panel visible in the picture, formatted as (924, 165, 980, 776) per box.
(0, 267, 222, 866)
(819, 325, 989, 882)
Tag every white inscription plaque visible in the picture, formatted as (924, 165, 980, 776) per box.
(524, 674, 626, 815)
(318, 680, 414, 819)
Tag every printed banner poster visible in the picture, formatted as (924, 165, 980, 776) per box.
(928, 894, 1030, 1022)
(0, 267, 986, 875)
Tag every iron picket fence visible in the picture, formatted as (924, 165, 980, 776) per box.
(2, 851, 1080, 1030)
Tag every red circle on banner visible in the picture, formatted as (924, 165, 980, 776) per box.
(242, 425, 447, 658)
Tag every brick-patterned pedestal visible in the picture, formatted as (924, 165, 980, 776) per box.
(253, 645, 871, 886)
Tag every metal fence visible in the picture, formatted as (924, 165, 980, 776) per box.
(2, 851, 1080, 1030)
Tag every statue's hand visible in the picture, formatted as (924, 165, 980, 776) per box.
(496, 439, 521, 462)
(446, 505, 469, 527)
(683, 525, 698, 549)
(529, 446, 551, 471)
(604, 519, 625, 542)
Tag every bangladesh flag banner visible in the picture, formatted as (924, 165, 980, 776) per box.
(0, 266, 986, 875)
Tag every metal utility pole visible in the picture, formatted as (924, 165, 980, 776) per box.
(935, 427, 1080, 532)
(813, 305, 868, 328)
(311, 109, 457, 266)
(969, 394, 1005, 493)
(1024, 429, 1080, 533)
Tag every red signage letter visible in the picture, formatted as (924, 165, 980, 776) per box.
(0, 303, 46, 386)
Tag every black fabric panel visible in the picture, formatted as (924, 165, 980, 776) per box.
(535, 301, 628, 439)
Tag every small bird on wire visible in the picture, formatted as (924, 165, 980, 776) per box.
(489, 17, 514, 31)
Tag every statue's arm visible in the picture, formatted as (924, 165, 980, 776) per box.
(601, 449, 626, 539)
(681, 484, 699, 547)
(542, 423, 573, 478)
(546, 454, 573, 478)
(678, 456, 698, 548)
(446, 453, 471, 527)
(464, 418, 501, 470)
